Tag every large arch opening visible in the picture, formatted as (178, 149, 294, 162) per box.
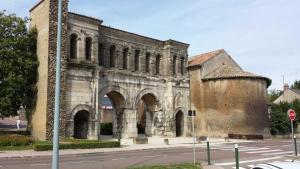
(175, 110, 184, 137)
(99, 91, 125, 139)
(74, 110, 90, 139)
(136, 93, 157, 137)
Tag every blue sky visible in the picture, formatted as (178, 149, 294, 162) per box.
(2, 0, 300, 90)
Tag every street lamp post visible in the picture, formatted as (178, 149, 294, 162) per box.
(52, 0, 63, 169)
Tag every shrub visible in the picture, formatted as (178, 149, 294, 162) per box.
(34, 140, 120, 151)
(228, 133, 263, 140)
(0, 134, 35, 146)
(100, 122, 113, 135)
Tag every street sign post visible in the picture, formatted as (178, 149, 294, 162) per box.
(288, 109, 297, 156)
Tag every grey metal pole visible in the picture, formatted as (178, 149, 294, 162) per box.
(207, 138, 211, 165)
(235, 144, 239, 169)
(294, 135, 297, 156)
(52, 0, 63, 169)
(192, 114, 195, 165)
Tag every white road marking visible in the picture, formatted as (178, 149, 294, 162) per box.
(248, 164, 255, 168)
(239, 148, 269, 152)
(215, 156, 282, 166)
(261, 151, 293, 156)
(247, 149, 281, 154)
(30, 163, 49, 166)
(144, 155, 161, 158)
(112, 158, 125, 161)
(232, 167, 246, 169)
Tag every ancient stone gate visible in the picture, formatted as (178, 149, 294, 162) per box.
(30, 0, 190, 140)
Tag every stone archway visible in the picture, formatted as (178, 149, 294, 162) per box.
(74, 110, 90, 139)
(175, 110, 184, 137)
(99, 91, 126, 138)
(136, 93, 158, 137)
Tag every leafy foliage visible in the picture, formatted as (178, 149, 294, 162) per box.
(291, 80, 300, 90)
(270, 99, 300, 135)
(0, 11, 38, 118)
(268, 89, 282, 102)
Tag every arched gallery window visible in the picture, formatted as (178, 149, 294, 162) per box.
(70, 33, 77, 59)
(172, 55, 177, 75)
(134, 50, 140, 71)
(180, 57, 185, 75)
(98, 43, 104, 66)
(123, 48, 128, 69)
(85, 37, 92, 60)
(110, 45, 116, 68)
(155, 55, 161, 75)
(145, 52, 150, 73)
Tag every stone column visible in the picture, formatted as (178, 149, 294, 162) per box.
(88, 119, 98, 140)
(78, 33, 85, 61)
(124, 108, 137, 138)
(92, 36, 98, 64)
(140, 50, 146, 73)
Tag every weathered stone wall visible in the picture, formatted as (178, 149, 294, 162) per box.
(45, 0, 69, 140)
(64, 12, 190, 139)
(189, 69, 269, 137)
(29, 0, 50, 140)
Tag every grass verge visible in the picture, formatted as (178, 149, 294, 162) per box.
(127, 163, 202, 169)
(34, 139, 120, 151)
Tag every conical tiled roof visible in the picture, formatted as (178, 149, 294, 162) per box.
(202, 65, 270, 82)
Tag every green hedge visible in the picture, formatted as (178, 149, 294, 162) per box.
(100, 122, 113, 135)
(34, 141, 120, 151)
(0, 134, 35, 146)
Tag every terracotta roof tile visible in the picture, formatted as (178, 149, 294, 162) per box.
(202, 65, 270, 82)
(188, 49, 225, 67)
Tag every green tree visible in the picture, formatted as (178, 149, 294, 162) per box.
(270, 99, 300, 135)
(291, 80, 300, 89)
(0, 11, 38, 119)
(268, 89, 282, 102)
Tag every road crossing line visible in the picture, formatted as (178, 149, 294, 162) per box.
(215, 156, 282, 166)
(239, 147, 269, 152)
(261, 151, 293, 156)
(246, 149, 281, 154)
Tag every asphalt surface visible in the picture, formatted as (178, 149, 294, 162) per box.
(0, 139, 299, 169)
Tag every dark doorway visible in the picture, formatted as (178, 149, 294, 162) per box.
(74, 110, 89, 139)
(176, 111, 184, 137)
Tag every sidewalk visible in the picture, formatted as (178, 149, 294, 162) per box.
(0, 137, 251, 159)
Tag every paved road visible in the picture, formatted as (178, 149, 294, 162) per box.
(0, 139, 299, 169)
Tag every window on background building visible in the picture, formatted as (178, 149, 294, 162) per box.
(145, 52, 150, 73)
(110, 45, 116, 67)
(155, 55, 161, 75)
(123, 48, 128, 69)
(98, 43, 104, 66)
(134, 50, 140, 71)
(70, 33, 77, 59)
(85, 37, 92, 60)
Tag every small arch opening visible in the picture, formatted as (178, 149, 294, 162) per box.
(74, 110, 90, 139)
(175, 110, 184, 137)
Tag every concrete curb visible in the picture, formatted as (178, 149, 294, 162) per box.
(0, 138, 252, 159)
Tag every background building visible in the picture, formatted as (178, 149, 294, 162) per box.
(188, 49, 271, 137)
